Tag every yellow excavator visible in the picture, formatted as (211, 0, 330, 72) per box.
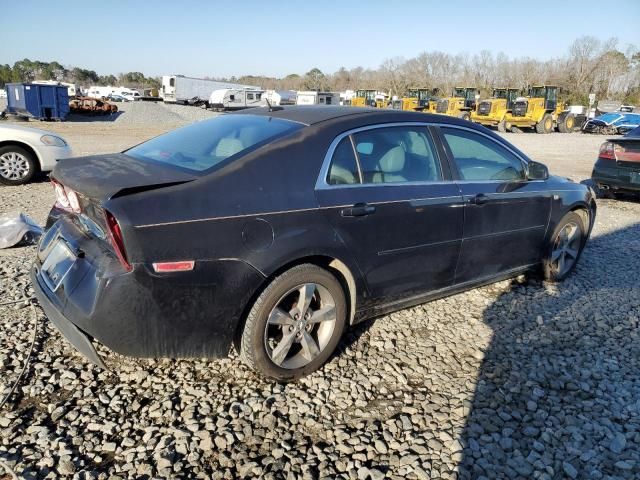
(391, 87, 437, 112)
(470, 88, 520, 132)
(504, 85, 576, 133)
(434, 87, 479, 121)
(351, 89, 388, 108)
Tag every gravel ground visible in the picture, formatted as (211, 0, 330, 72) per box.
(1, 108, 639, 479)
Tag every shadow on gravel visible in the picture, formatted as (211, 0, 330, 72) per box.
(458, 224, 640, 479)
(66, 112, 122, 123)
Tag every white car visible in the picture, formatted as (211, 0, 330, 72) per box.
(0, 124, 73, 185)
(0, 89, 7, 99)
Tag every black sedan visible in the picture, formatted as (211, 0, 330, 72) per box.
(591, 125, 640, 197)
(31, 107, 596, 381)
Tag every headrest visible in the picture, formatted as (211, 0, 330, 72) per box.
(379, 146, 406, 173)
(215, 138, 244, 157)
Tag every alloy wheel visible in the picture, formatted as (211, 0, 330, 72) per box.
(550, 222, 582, 277)
(0, 151, 30, 180)
(264, 283, 337, 370)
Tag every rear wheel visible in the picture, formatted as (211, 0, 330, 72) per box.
(0, 145, 37, 185)
(543, 212, 586, 282)
(536, 113, 553, 134)
(239, 264, 347, 381)
(458, 112, 471, 122)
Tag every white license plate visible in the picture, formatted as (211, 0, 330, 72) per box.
(630, 172, 640, 184)
(41, 240, 75, 291)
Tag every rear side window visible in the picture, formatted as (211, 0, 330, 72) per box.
(126, 115, 302, 173)
(327, 138, 359, 185)
(441, 127, 525, 181)
(352, 127, 441, 184)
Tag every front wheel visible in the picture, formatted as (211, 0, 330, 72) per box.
(543, 212, 586, 282)
(0, 145, 37, 185)
(239, 264, 347, 381)
(458, 112, 471, 122)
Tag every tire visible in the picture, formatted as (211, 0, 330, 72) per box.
(458, 112, 471, 122)
(557, 113, 575, 133)
(0, 145, 37, 186)
(497, 120, 507, 133)
(536, 113, 553, 134)
(542, 211, 586, 282)
(239, 264, 347, 381)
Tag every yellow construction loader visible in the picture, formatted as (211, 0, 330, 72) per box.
(434, 87, 479, 121)
(351, 89, 388, 108)
(391, 87, 437, 111)
(504, 85, 576, 133)
(470, 88, 520, 132)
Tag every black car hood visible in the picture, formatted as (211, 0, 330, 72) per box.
(52, 154, 197, 201)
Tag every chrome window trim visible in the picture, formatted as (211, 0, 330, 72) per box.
(315, 122, 533, 190)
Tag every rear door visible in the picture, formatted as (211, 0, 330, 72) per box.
(315, 124, 465, 306)
(437, 126, 552, 284)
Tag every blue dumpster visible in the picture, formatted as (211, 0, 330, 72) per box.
(5, 83, 70, 121)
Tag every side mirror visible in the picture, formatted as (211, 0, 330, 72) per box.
(527, 160, 549, 181)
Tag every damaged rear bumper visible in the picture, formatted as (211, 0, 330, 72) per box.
(31, 266, 106, 368)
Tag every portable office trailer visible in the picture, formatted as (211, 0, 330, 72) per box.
(5, 83, 70, 120)
(296, 91, 341, 106)
(209, 89, 266, 110)
(160, 75, 260, 105)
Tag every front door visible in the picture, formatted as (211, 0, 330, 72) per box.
(315, 125, 465, 306)
(437, 126, 552, 284)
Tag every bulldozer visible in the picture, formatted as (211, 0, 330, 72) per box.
(434, 87, 479, 121)
(504, 85, 576, 133)
(391, 87, 437, 112)
(470, 88, 520, 132)
(351, 89, 388, 108)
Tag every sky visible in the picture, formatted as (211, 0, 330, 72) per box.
(2, 0, 639, 79)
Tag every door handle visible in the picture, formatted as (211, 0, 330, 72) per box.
(471, 193, 490, 205)
(341, 203, 376, 217)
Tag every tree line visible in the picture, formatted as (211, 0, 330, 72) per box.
(229, 36, 639, 105)
(0, 59, 160, 90)
(1, 36, 638, 105)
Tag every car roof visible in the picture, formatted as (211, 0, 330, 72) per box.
(233, 105, 377, 125)
(232, 105, 467, 127)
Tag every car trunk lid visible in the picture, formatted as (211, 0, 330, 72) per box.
(52, 153, 197, 202)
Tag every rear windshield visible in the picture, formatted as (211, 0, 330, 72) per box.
(125, 114, 302, 172)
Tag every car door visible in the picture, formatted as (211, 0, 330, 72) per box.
(315, 124, 465, 306)
(437, 126, 552, 284)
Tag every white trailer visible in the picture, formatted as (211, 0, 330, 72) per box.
(32, 80, 80, 97)
(87, 86, 118, 99)
(161, 75, 259, 105)
(264, 90, 297, 106)
(296, 91, 341, 106)
(209, 89, 266, 111)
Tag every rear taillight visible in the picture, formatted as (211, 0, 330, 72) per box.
(51, 179, 81, 213)
(105, 210, 132, 272)
(599, 142, 615, 160)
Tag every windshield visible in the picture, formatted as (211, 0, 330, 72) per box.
(493, 89, 507, 99)
(125, 115, 302, 173)
(454, 88, 466, 97)
(530, 87, 546, 98)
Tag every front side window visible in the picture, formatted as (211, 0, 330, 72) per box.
(352, 127, 441, 184)
(126, 115, 302, 173)
(441, 127, 525, 181)
(169, 78, 175, 87)
(247, 93, 254, 100)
